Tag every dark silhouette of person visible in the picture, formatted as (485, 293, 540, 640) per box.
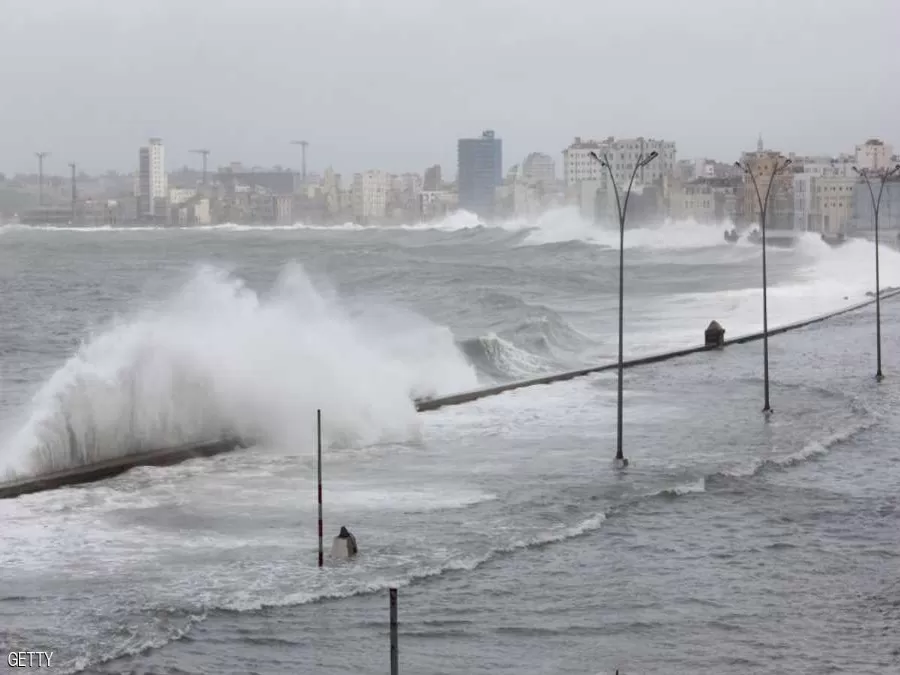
(337, 525, 358, 556)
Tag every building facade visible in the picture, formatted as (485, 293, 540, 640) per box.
(737, 148, 794, 229)
(137, 137, 167, 219)
(852, 178, 900, 232)
(562, 136, 676, 189)
(423, 165, 442, 191)
(351, 170, 389, 222)
(855, 139, 895, 171)
(457, 130, 502, 218)
(521, 152, 556, 186)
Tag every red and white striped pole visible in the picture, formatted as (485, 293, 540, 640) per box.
(317, 408, 324, 568)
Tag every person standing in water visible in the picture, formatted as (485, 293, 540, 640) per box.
(330, 525, 358, 559)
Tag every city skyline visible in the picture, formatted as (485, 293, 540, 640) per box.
(3, 130, 898, 183)
(1, 0, 897, 175)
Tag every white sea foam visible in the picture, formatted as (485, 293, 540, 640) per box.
(0, 263, 478, 478)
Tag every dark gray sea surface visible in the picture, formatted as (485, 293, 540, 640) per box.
(1, 215, 899, 674)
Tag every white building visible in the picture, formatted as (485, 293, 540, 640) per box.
(855, 139, 895, 171)
(351, 170, 390, 222)
(792, 155, 855, 230)
(522, 152, 556, 185)
(137, 138, 167, 218)
(562, 136, 676, 189)
(794, 174, 856, 233)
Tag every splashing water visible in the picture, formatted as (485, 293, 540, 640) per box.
(0, 264, 478, 479)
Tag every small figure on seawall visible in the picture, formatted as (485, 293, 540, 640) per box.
(330, 525, 359, 560)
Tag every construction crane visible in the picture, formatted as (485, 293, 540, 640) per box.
(190, 148, 210, 185)
(290, 140, 309, 181)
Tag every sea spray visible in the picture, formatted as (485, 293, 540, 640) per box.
(0, 264, 478, 479)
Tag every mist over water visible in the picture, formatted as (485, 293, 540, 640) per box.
(2, 208, 900, 481)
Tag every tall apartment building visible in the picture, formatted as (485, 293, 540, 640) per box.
(457, 130, 502, 218)
(562, 136, 676, 188)
(137, 137, 167, 219)
(351, 170, 389, 223)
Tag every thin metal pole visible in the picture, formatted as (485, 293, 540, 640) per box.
(317, 408, 323, 568)
(875, 197, 883, 381)
(615, 209, 625, 460)
(853, 164, 899, 381)
(736, 157, 791, 413)
(389, 587, 399, 675)
(760, 202, 771, 412)
(588, 149, 657, 465)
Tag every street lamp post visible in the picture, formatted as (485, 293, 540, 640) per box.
(852, 163, 900, 381)
(735, 156, 792, 414)
(589, 149, 659, 466)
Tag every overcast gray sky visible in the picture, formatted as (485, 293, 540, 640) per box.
(1, 0, 897, 177)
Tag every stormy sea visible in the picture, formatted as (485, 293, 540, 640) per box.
(1, 208, 899, 674)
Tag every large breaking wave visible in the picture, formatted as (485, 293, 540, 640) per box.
(0, 264, 478, 479)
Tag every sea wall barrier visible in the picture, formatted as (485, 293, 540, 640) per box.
(1, 289, 897, 500)
(0, 438, 245, 500)
(415, 287, 900, 412)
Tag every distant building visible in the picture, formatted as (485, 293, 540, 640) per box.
(169, 188, 196, 206)
(351, 170, 390, 222)
(669, 177, 740, 224)
(792, 175, 856, 234)
(562, 136, 676, 188)
(457, 130, 502, 218)
(420, 190, 456, 220)
(855, 139, 895, 171)
(215, 169, 299, 196)
(137, 138, 167, 219)
(737, 143, 794, 230)
(521, 152, 556, 186)
(423, 165, 442, 191)
(852, 177, 900, 232)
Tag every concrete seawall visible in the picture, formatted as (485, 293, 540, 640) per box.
(1, 289, 897, 500)
(415, 288, 900, 412)
(0, 438, 245, 500)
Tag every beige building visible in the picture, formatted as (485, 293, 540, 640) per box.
(811, 176, 856, 234)
(668, 177, 739, 224)
(855, 138, 895, 171)
(738, 147, 794, 229)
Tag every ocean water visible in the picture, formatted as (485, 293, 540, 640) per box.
(1, 209, 899, 674)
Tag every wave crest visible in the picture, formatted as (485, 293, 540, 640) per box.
(0, 264, 478, 479)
